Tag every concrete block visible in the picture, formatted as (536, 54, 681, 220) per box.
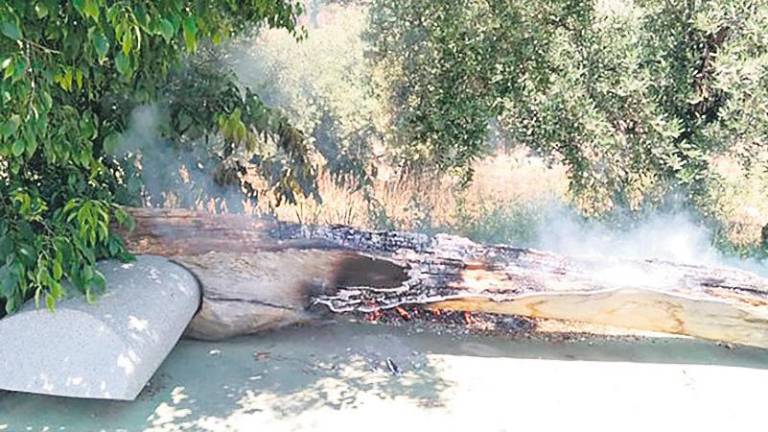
(0, 255, 200, 400)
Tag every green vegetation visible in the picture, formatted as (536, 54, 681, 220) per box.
(241, 0, 767, 251)
(2, 0, 767, 313)
(0, 0, 315, 313)
(368, 0, 768, 214)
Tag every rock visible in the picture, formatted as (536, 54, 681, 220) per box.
(0, 256, 200, 400)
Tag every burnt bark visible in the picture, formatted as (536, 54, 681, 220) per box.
(122, 208, 768, 348)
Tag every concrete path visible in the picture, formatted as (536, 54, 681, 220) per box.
(1, 323, 767, 432)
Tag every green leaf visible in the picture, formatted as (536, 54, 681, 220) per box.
(18, 245, 36, 266)
(24, 135, 37, 158)
(40, 90, 52, 110)
(11, 139, 25, 157)
(121, 32, 133, 55)
(83, 0, 100, 20)
(45, 293, 56, 311)
(183, 17, 198, 52)
(78, 148, 91, 167)
(103, 132, 121, 154)
(5, 294, 18, 314)
(34, 4, 49, 19)
(82, 265, 93, 283)
(1, 21, 23, 41)
(1, 114, 20, 138)
(56, 66, 74, 91)
(11, 56, 26, 81)
(0, 264, 16, 297)
(0, 235, 12, 258)
(72, 0, 85, 13)
(51, 280, 63, 299)
(91, 31, 109, 60)
(212, 30, 225, 45)
(52, 260, 63, 279)
(114, 52, 130, 76)
(157, 18, 175, 43)
(85, 286, 95, 304)
(45, 294, 56, 312)
(92, 270, 106, 292)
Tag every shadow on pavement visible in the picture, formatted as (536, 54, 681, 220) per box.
(1, 321, 767, 431)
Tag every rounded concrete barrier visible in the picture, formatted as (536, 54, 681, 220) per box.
(0, 256, 200, 400)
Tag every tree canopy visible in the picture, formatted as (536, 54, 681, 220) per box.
(0, 0, 316, 313)
(368, 0, 768, 212)
(2, 0, 767, 313)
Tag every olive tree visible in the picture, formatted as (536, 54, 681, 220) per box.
(368, 0, 768, 212)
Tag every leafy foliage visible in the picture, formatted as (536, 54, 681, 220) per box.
(0, 0, 310, 313)
(113, 47, 320, 211)
(368, 0, 768, 212)
(3, 0, 768, 314)
(228, 4, 380, 191)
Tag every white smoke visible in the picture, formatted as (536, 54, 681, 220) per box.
(113, 105, 247, 212)
(536, 210, 716, 264)
(532, 205, 767, 277)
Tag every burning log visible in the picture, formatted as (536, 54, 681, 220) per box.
(122, 208, 768, 348)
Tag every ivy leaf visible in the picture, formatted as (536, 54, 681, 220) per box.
(1, 21, 22, 41)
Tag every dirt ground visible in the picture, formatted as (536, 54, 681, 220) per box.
(1, 319, 767, 432)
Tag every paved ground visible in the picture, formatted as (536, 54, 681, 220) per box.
(1, 322, 767, 432)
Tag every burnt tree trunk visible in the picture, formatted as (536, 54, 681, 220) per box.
(122, 208, 768, 348)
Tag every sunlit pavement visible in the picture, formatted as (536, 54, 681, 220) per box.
(2, 323, 767, 432)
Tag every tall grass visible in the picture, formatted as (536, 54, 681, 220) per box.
(255, 148, 767, 255)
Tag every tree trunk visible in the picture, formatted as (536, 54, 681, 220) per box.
(122, 208, 768, 348)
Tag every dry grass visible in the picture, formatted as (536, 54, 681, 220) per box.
(251, 148, 766, 251)
(708, 155, 768, 248)
(263, 148, 568, 234)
